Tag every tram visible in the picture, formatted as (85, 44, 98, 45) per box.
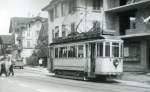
(49, 32, 123, 80)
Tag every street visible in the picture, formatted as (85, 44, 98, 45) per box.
(0, 67, 150, 92)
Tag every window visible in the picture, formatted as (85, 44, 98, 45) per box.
(59, 47, 67, 58)
(105, 42, 110, 57)
(130, 17, 136, 29)
(54, 5, 58, 18)
(97, 43, 103, 57)
(50, 9, 54, 22)
(69, 0, 76, 14)
(27, 26, 30, 37)
(93, 21, 100, 31)
(112, 43, 119, 57)
(55, 26, 59, 38)
(62, 25, 66, 37)
(61, 2, 65, 16)
(71, 23, 75, 32)
(27, 40, 30, 48)
(68, 46, 77, 58)
(78, 45, 84, 58)
(55, 48, 58, 58)
(52, 29, 54, 39)
(93, 0, 102, 10)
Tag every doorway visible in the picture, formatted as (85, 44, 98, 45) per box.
(90, 43, 96, 76)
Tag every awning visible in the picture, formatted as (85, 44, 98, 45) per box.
(105, 0, 150, 13)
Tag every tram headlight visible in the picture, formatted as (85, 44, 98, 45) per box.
(113, 59, 119, 68)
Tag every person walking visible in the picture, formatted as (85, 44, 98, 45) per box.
(9, 60, 14, 76)
(0, 57, 8, 77)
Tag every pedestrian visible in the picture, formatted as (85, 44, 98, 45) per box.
(8, 57, 14, 76)
(0, 57, 8, 77)
(9, 63, 14, 76)
(39, 58, 43, 67)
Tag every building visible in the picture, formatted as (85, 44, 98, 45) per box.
(104, 0, 150, 71)
(0, 35, 14, 55)
(43, 0, 150, 72)
(9, 16, 48, 62)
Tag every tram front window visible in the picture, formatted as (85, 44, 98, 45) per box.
(112, 43, 119, 57)
(78, 45, 84, 58)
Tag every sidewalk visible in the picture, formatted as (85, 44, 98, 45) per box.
(114, 72, 150, 88)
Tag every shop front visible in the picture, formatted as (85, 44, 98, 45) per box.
(122, 34, 150, 72)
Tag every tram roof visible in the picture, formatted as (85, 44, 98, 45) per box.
(50, 31, 122, 46)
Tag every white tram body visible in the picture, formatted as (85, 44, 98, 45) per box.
(49, 35, 123, 79)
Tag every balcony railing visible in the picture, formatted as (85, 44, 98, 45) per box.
(125, 29, 150, 35)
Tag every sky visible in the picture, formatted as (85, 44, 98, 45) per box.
(0, 0, 51, 35)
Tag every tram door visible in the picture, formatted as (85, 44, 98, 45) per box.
(90, 43, 96, 76)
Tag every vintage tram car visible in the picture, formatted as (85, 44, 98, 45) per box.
(49, 32, 123, 80)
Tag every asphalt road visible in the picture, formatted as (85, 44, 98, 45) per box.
(0, 67, 150, 92)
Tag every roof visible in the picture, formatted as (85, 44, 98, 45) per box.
(50, 31, 122, 45)
(0, 35, 14, 45)
(9, 16, 48, 33)
(42, 0, 61, 11)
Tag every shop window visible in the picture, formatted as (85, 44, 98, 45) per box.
(68, 46, 77, 58)
(55, 48, 58, 58)
(97, 43, 103, 57)
(105, 42, 110, 57)
(78, 45, 84, 58)
(112, 43, 119, 57)
(124, 41, 140, 62)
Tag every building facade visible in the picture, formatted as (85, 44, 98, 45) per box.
(9, 17, 48, 62)
(0, 35, 14, 55)
(43, 0, 150, 72)
(104, 0, 150, 71)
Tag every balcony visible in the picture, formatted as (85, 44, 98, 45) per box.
(105, 0, 150, 13)
(121, 28, 150, 38)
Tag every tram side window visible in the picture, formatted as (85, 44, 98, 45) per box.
(68, 46, 77, 58)
(59, 47, 67, 58)
(55, 48, 58, 58)
(97, 43, 103, 57)
(112, 43, 119, 57)
(105, 42, 110, 57)
(78, 45, 84, 58)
